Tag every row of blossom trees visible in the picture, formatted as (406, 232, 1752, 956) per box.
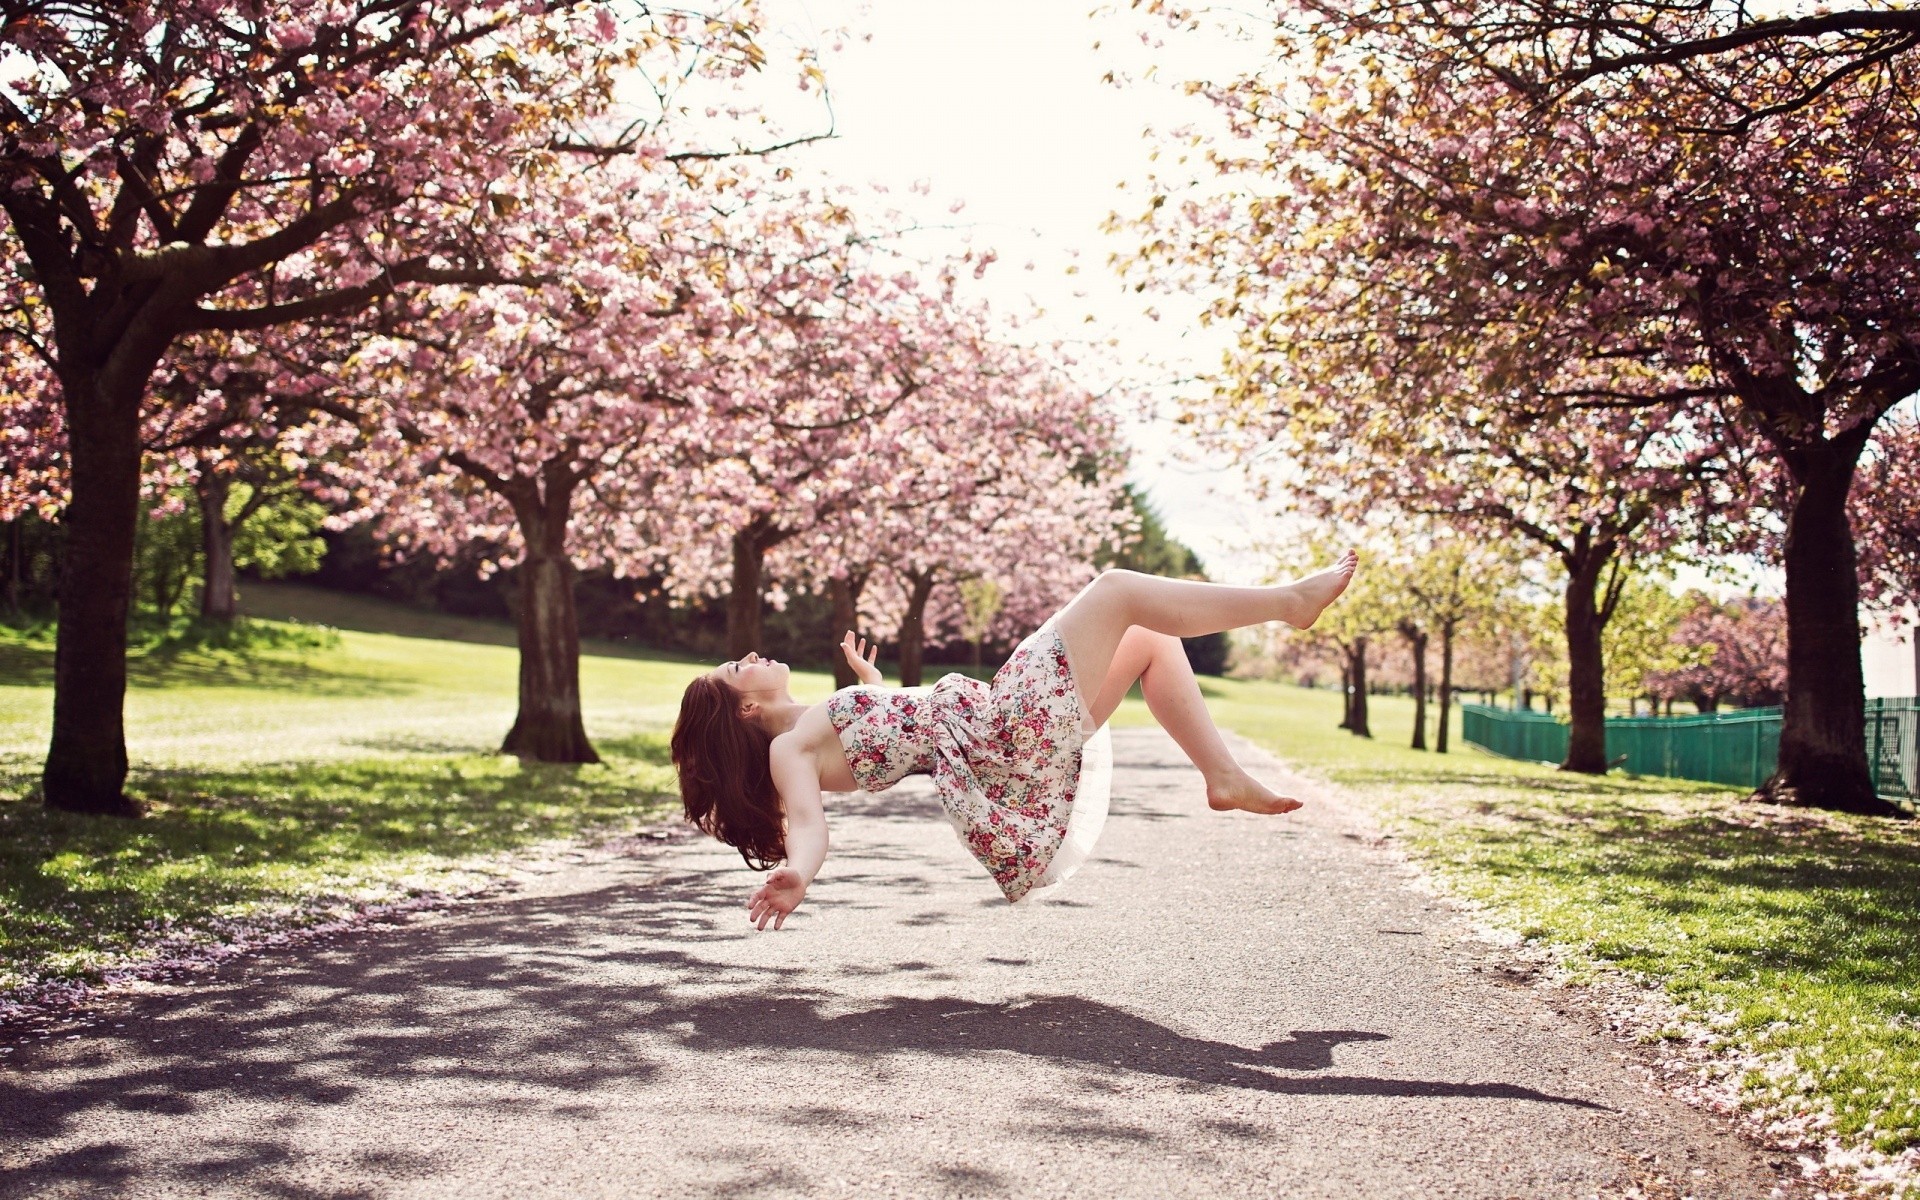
(1120, 0, 1920, 812)
(1, 2, 1129, 809)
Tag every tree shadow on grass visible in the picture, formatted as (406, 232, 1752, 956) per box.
(1444, 799, 1920, 988)
(0, 740, 679, 988)
(0, 637, 401, 696)
(0, 862, 1607, 1197)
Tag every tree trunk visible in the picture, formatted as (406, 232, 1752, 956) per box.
(1561, 552, 1609, 774)
(498, 480, 598, 764)
(4, 519, 20, 616)
(196, 472, 237, 623)
(828, 572, 869, 690)
(897, 571, 937, 687)
(1401, 621, 1428, 750)
(43, 366, 145, 816)
(1347, 638, 1372, 738)
(1337, 658, 1354, 730)
(1436, 618, 1456, 754)
(1759, 443, 1891, 812)
(726, 522, 768, 661)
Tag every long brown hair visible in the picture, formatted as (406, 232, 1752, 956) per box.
(671, 675, 785, 870)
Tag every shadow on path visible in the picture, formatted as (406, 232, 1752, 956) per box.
(0, 839, 1608, 1196)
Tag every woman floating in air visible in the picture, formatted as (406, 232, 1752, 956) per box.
(672, 556, 1359, 928)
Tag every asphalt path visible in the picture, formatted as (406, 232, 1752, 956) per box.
(1, 728, 1792, 1199)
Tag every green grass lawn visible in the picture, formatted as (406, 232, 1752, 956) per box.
(1164, 678, 1920, 1170)
(0, 584, 843, 1002)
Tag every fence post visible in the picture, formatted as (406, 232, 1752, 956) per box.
(1868, 699, 1880, 794)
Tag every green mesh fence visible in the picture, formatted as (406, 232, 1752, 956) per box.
(1866, 697, 1919, 804)
(1605, 708, 1781, 789)
(1461, 700, 1919, 806)
(1460, 704, 1568, 766)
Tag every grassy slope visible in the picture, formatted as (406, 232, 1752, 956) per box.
(1160, 677, 1920, 1165)
(0, 584, 840, 996)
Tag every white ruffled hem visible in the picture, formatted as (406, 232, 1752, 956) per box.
(1024, 723, 1113, 901)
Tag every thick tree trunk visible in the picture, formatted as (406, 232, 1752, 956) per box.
(1346, 638, 1372, 738)
(1436, 619, 1456, 754)
(726, 522, 768, 661)
(499, 483, 598, 764)
(1561, 552, 1609, 774)
(196, 472, 237, 623)
(828, 572, 869, 690)
(1760, 444, 1891, 812)
(44, 367, 145, 816)
(1401, 621, 1429, 750)
(896, 571, 937, 687)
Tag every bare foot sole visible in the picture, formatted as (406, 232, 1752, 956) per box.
(1283, 549, 1359, 630)
(1207, 777, 1304, 816)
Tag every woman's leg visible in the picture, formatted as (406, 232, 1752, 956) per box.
(1054, 554, 1357, 711)
(1085, 627, 1303, 814)
(1057, 558, 1357, 815)
(1090, 625, 1297, 814)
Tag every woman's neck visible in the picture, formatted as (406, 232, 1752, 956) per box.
(756, 699, 809, 737)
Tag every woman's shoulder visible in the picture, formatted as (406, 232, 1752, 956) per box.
(780, 701, 843, 752)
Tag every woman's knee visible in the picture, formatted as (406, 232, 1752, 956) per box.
(1090, 568, 1147, 607)
(1132, 627, 1186, 672)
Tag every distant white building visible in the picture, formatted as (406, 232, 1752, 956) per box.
(1864, 611, 1919, 699)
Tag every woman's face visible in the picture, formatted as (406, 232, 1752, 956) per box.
(709, 651, 789, 700)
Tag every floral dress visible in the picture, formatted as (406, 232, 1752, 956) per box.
(826, 619, 1112, 904)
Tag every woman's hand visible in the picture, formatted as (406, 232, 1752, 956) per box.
(747, 866, 809, 930)
(839, 631, 884, 685)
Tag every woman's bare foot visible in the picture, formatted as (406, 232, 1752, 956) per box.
(1278, 550, 1358, 629)
(1206, 771, 1304, 816)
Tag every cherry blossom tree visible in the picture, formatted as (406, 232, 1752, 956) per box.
(327, 159, 748, 763)
(658, 227, 1128, 672)
(142, 328, 356, 622)
(1853, 412, 1920, 626)
(649, 226, 961, 658)
(760, 328, 1130, 684)
(2, 320, 354, 623)
(1646, 596, 1789, 713)
(0, 0, 779, 813)
(1122, 4, 1916, 809)
(1303, 0, 1920, 131)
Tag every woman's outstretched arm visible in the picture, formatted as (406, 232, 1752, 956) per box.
(748, 737, 830, 930)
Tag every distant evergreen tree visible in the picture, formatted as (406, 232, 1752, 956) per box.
(1104, 486, 1228, 675)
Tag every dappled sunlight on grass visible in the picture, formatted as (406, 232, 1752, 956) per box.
(1200, 674, 1920, 1157)
(0, 595, 723, 997)
(0, 742, 678, 990)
